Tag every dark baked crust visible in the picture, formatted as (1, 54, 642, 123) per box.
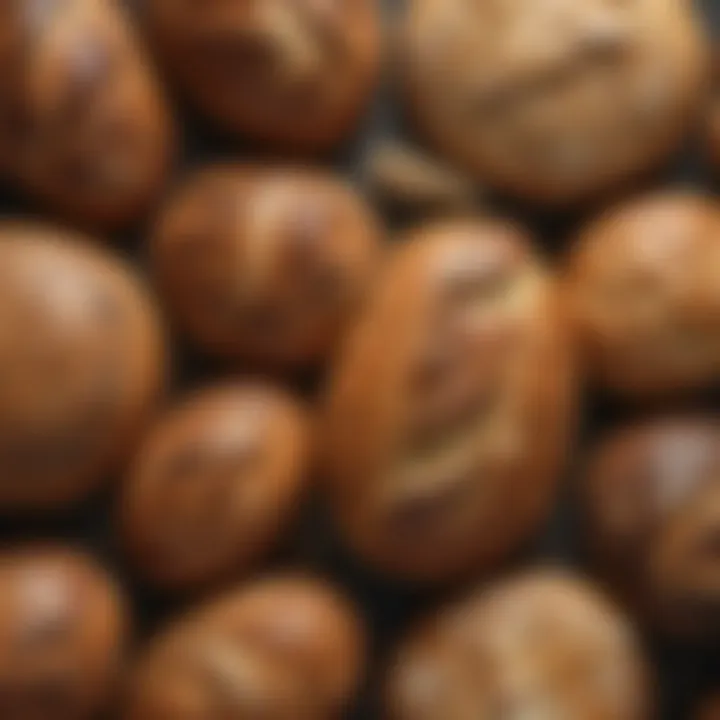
(0, 0, 173, 230)
(564, 193, 720, 399)
(126, 576, 365, 720)
(0, 223, 166, 510)
(0, 546, 128, 720)
(386, 571, 652, 720)
(119, 383, 311, 592)
(399, 0, 708, 205)
(322, 219, 575, 583)
(151, 164, 382, 369)
(145, 0, 381, 153)
(583, 418, 720, 639)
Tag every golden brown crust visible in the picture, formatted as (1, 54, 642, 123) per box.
(126, 576, 365, 720)
(322, 219, 575, 583)
(0, 222, 166, 511)
(0, 546, 128, 720)
(399, 0, 709, 205)
(119, 383, 312, 592)
(564, 192, 720, 399)
(151, 164, 382, 369)
(386, 570, 652, 720)
(0, 0, 173, 230)
(583, 417, 720, 639)
(145, 0, 381, 153)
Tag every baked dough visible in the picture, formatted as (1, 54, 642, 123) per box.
(0, 223, 165, 510)
(322, 219, 575, 583)
(0, 0, 173, 229)
(0, 547, 127, 720)
(565, 193, 720, 399)
(584, 418, 720, 640)
(152, 165, 381, 369)
(145, 0, 380, 152)
(387, 571, 651, 720)
(399, 0, 708, 204)
(120, 383, 311, 592)
(126, 577, 365, 720)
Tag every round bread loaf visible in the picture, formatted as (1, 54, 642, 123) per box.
(399, 0, 708, 204)
(386, 570, 652, 720)
(584, 418, 720, 639)
(145, 0, 381, 152)
(322, 219, 575, 583)
(126, 576, 365, 720)
(0, 0, 173, 229)
(0, 546, 128, 720)
(565, 193, 720, 399)
(151, 165, 381, 369)
(0, 223, 165, 511)
(584, 418, 720, 640)
(120, 383, 311, 592)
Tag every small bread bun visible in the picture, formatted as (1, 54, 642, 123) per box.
(0, 223, 165, 511)
(151, 165, 381, 370)
(0, 546, 128, 720)
(386, 570, 652, 720)
(584, 417, 720, 640)
(145, 0, 381, 153)
(0, 0, 173, 229)
(120, 383, 311, 592)
(565, 193, 720, 399)
(126, 576, 365, 720)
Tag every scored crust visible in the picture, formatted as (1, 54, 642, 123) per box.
(399, 0, 709, 205)
(322, 219, 575, 583)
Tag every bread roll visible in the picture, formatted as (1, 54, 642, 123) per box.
(126, 576, 365, 720)
(151, 165, 381, 369)
(387, 570, 651, 720)
(399, 0, 708, 204)
(322, 219, 575, 583)
(145, 0, 380, 152)
(0, 0, 173, 229)
(120, 383, 311, 592)
(0, 547, 128, 720)
(584, 418, 720, 640)
(0, 223, 165, 511)
(565, 193, 720, 399)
